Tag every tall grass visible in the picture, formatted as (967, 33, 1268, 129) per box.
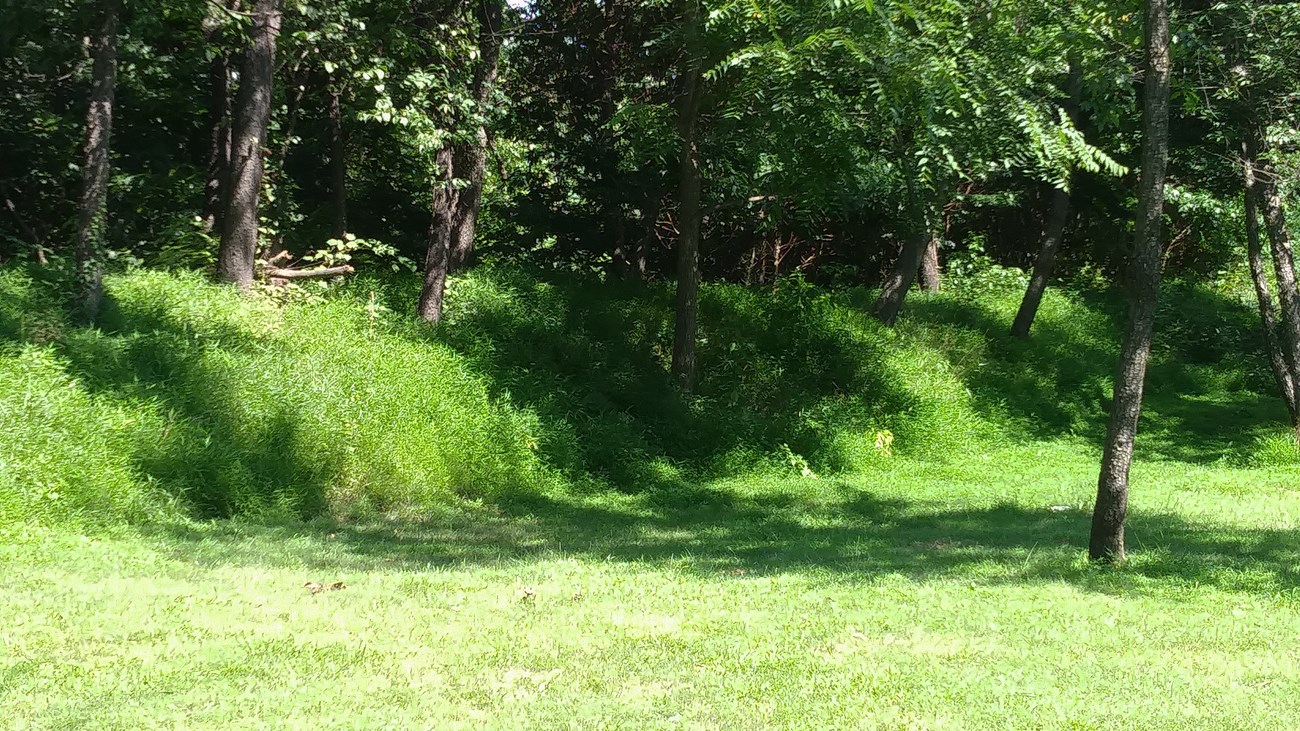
(0, 268, 552, 527)
(0, 263, 1290, 528)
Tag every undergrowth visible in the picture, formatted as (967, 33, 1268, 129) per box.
(0, 263, 1293, 529)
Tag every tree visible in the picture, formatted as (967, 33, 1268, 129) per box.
(1012, 60, 1084, 338)
(202, 0, 239, 234)
(1253, 141, 1300, 432)
(450, 0, 506, 271)
(418, 145, 457, 322)
(873, 158, 933, 326)
(1089, 0, 1172, 563)
(670, 2, 705, 392)
(1186, 0, 1300, 441)
(417, 0, 507, 323)
(73, 0, 120, 323)
(918, 234, 941, 293)
(1242, 141, 1299, 426)
(327, 76, 348, 239)
(217, 0, 282, 287)
(743, 0, 1124, 327)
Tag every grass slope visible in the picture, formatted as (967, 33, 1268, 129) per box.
(3, 265, 1300, 728)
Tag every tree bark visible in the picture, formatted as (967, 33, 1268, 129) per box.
(1090, 0, 1171, 564)
(1255, 141, 1300, 435)
(73, 0, 119, 324)
(1011, 187, 1071, 336)
(671, 7, 704, 393)
(449, 127, 488, 272)
(216, 0, 281, 288)
(418, 145, 458, 323)
(201, 0, 237, 233)
(449, 0, 505, 272)
(918, 233, 941, 292)
(873, 173, 928, 327)
(1243, 140, 1300, 428)
(874, 230, 927, 326)
(1012, 59, 1084, 338)
(327, 82, 348, 239)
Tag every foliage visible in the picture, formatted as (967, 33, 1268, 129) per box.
(1, 263, 1289, 528)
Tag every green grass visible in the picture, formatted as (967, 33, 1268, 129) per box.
(4, 264, 1300, 728)
(5, 445, 1300, 730)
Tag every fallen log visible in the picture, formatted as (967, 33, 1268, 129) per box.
(266, 264, 355, 280)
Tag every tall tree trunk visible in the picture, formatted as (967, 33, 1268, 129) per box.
(918, 233, 941, 292)
(327, 82, 347, 239)
(671, 10, 704, 393)
(418, 145, 458, 323)
(216, 0, 281, 287)
(1011, 187, 1072, 336)
(1012, 59, 1084, 337)
(1255, 140, 1300, 434)
(873, 175, 928, 327)
(73, 0, 119, 324)
(1243, 140, 1300, 428)
(449, 127, 488, 272)
(874, 229, 927, 325)
(201, 0, 237, 233)
(449, 0, 505, 272)
(596, 0, 631, 277)
(1090, 0, 1171, 563)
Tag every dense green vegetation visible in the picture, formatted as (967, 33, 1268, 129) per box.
(2, 266, 1294, 530)
(4, 0, 1300, 726)
(5, 268, 1300, 729)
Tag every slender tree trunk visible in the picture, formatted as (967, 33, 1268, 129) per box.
(73, 0, 119, 324)
(216, 0, 281, 288)
(634, 189, 657, 280)
(327, 82, 347, 239)
(1255, 142, 1300, 432)
(418, 145, 458, 323)
(1243, 141, 1300, 428)
(1012, 187, 1071, 336)
(1012, 59, 1084, 337)
(449, 127, 488, 272)
(1090, 0, 1171, 563)
(874, 174, 928, 326)
(449, 0, 505, 272)
(874, 230, 927, 325)
(671, 12, 704, 393)
(918, 233, 941, 292)
(201, 0, 236, 233)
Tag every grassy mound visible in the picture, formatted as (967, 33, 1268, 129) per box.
(0, 269, 551, 526)
(0, 263, 1291, 528)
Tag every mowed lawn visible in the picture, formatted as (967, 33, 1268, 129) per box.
(5, 445, 1300, 730)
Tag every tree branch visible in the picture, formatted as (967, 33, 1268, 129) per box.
(266, 264, 355, 280)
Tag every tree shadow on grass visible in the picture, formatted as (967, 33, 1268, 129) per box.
(151, 476, 1300, 598)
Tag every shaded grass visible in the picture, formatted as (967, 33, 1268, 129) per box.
(4, 444, 1300, 730)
